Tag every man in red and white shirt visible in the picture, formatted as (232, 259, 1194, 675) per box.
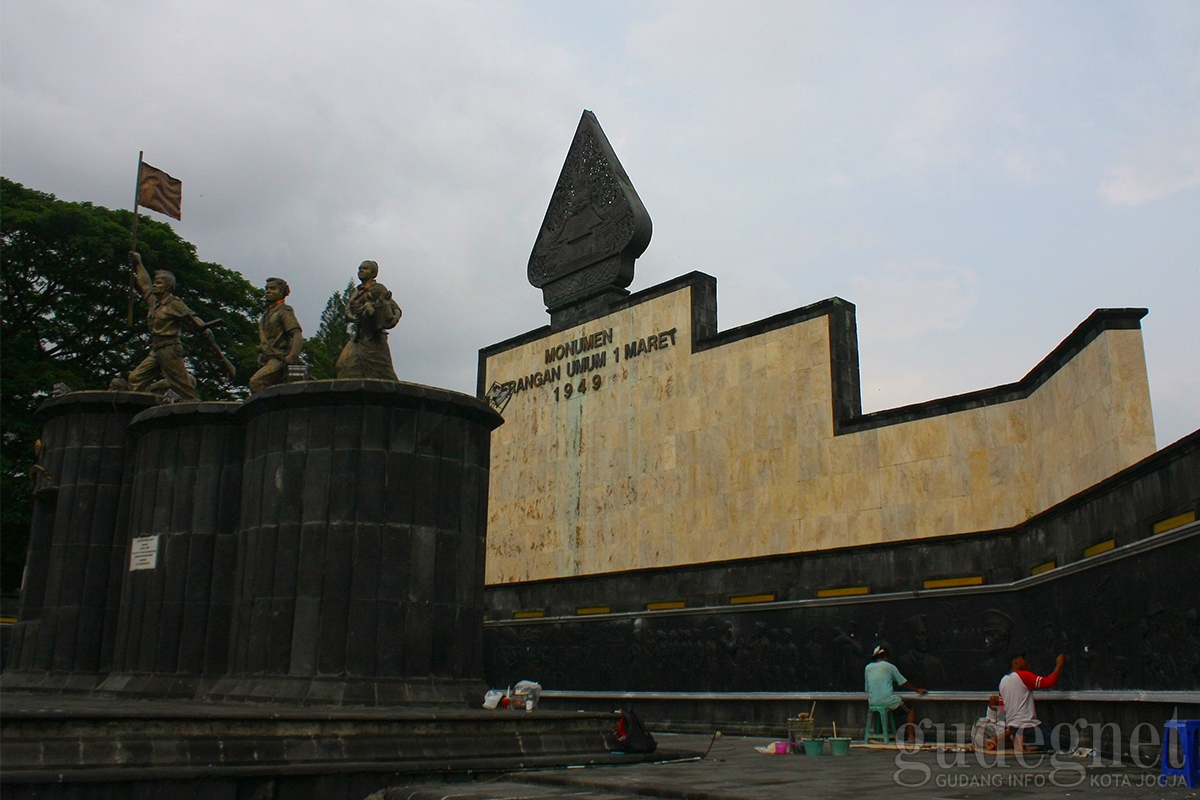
(996, 652, 1066, 752)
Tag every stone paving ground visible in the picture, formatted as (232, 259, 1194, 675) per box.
(387, 733, 1199, 800)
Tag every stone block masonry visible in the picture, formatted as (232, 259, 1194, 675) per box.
(2, 380, 504, 706)
(4, 392, 157, 685)
(208, 381, 501, 706)
(101, 402, 243, 697)
(479, 272, 1157, 583)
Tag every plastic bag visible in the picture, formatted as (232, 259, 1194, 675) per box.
(482, 689, 503, 710)
(513, 680, 542, 710)
(971, 716, 1004, 750)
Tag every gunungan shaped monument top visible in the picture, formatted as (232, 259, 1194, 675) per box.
(527, 110, 652, 329)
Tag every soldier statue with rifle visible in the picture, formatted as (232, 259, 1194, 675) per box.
(124, 250, 236, 400)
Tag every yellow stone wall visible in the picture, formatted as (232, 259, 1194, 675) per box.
(482, 284, 1156, 584)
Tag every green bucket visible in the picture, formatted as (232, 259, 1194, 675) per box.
(829, 737, 852, 756)
(803, 738, 826, 756)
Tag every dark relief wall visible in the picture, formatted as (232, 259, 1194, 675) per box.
(485, 532, 1198, 693)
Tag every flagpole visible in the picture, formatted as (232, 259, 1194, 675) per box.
(128, 151, 143, 326)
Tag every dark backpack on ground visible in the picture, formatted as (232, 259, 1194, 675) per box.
(611, 708, 657, 754)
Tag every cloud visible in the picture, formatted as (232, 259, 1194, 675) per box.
(0, 0, 603, 386)
(1097, 128, 1200, 206)
(2, 1, 1197, 445)
(623, 1, 1020, 187)
(1001, 143, 1068, 185)
(851, 260, 979, 345)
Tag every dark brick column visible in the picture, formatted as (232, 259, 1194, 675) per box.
(208, 380, 502, 706)
(98, 403, 244, 697)
(1, 391, 157, 691)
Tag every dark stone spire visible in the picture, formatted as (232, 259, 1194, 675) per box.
(528, 110, 652, 329)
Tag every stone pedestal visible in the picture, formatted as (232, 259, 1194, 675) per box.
(2, 392, 156, 690)
(207, 380, 503, 705)
(0, 694, 640, 800)
(99, 403, 243, 698)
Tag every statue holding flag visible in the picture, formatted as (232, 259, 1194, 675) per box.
(121, 154, 236, 400)
(124, 253, 197, 398)
(125, 251, 234, 400)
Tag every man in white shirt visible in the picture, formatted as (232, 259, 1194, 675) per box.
(993, 651, 1066, 752)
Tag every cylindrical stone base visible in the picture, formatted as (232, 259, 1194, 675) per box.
(207, 380, 502, 705)
(2, 391, 157, 691)
(98, 403, 243, 698)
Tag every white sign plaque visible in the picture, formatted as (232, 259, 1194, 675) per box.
(129, 535, 160, 571)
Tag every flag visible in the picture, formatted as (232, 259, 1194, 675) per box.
(137, 161, 182, 220)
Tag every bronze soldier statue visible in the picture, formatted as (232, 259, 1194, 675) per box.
(249, 277, 304, 392)
(126, 251, 232, 400)
(335, 260, 401, 381)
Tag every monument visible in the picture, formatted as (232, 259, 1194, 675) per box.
(477, 111, 1200, 744)
(527, 110, 652, 330)
(2, 112, 1196, 795)
(1, 255, 644, 796)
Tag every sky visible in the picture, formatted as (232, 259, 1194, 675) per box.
(2, 0, 1197, 447)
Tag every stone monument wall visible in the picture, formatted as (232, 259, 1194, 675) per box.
(480, 272, 1156, 583)
(209, 381, 499, 705)
(4, 382, 503, 706)
(5, 393, 156, 682)
(103, 403, 243, 696)
(482, 431, 1199, 710)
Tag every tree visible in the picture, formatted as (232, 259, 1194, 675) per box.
(0, 177, 261, 592)
(302, 281, 354, 379)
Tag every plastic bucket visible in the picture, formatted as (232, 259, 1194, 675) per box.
(803, 739, 826, 756)
(829, 737, 852, 756)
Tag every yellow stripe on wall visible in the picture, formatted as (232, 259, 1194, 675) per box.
(646, 600, 686, 611)
(816, 586, 870, 598)
(923, 576, 984, 589)
(1031, 561, 1056, 575)
(576, 606, 611, 615)
(729, 593, 775, 605)
(1153, 511, 1196, 534)
(1083, 539, 1116, 558)
(513, 609, 545, 619)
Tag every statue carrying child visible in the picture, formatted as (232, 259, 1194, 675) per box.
(335, 260, 401, 381)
